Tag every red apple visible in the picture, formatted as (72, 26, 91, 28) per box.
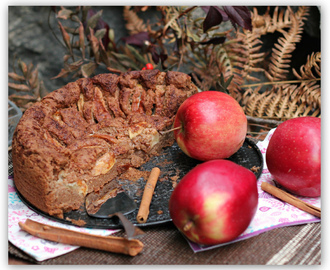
(169, 159, 258, 245)
(173, 91, 247, 161)
(266, 117, 321, 197)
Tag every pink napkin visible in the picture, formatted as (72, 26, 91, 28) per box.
(8, 177, 120, 261)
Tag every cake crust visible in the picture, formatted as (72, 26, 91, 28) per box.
(12, 70, 197, 218)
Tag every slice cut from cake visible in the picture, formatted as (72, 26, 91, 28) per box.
(12, 70, 198, 218)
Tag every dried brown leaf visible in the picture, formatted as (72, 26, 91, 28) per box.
(56, 7, 73, 20)
(99, 41, 110, 66)
(58, 21, 72, 54)
(9, 94, 38, 111)
(8, 72, 25, 82)
(39, 81, 49, 98)
(87, 10, 103, 30)
(8, 82, 31, 92)
(81, 62, 97, 78)
(89, 27, 100, 63)
(18, 59, 28, 76)
(79, 22, 86, 59)
(51, 68, 71, 79)
(28, 68, 39, 89)
(9, 93, 36, 101)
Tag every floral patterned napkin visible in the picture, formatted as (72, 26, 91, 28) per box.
(8, 178, 120, 261)
(188, 128, 321, 252)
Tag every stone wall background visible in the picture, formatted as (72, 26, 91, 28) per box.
(8, 6, 129, 93)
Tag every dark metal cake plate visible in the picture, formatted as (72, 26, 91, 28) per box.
(17, 138, 263, 229)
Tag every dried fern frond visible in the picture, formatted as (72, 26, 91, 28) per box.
(8, 59, 49, 112)
(162, 6, 187, 40)
(123, 6, 147, 35)
(296, 80, 321, 109)
(293, 52, 321, 80)
(252, 7, 291, 36)
(237, 29, 266, 82)
(244, 86, 272, 117)
(294, 6, 311, 21)
(217, 25, 266, 101)
(244, 81, 320, 121)
(216, 38, 247, 101)
(265, 7, 308, 81)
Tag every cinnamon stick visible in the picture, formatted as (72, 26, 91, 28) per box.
(137, 167, 161, 223)
(19, 219, 144, 256)
(261, 182, 321, 218)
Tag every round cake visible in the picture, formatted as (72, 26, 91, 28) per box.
(12, 69, 198, 218)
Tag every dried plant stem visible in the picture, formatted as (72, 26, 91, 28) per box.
(241, 78, 320, 89)
(178, 6, 197, 19)
(159, 126, 181, 135)
(163, 6, 197, 36)
(248, 123, 273, 129)
(247, 131, 269, 135)
(47, 8, 66, 50)
(246, 115, 283, 126)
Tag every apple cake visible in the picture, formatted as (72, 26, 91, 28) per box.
(12, 70, 198, 218)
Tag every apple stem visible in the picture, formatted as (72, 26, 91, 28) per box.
(183, 220, 194, 231)
(159, 126, 181, 135)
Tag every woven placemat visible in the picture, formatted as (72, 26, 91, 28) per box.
(8, 150, 13, 177)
